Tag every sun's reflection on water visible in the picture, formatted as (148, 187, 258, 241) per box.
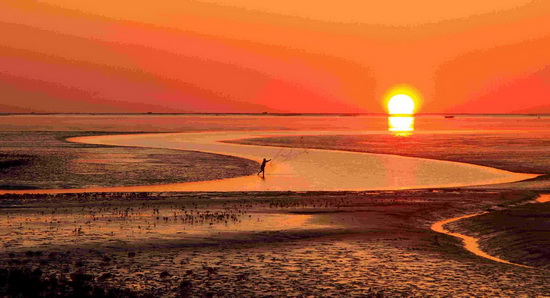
(388, 116, 414, 136)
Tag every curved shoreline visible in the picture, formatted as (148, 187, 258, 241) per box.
(431, 194, 550, 268)
(0, 131, 539, 194)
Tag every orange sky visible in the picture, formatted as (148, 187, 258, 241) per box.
(1, 0, 549, 113)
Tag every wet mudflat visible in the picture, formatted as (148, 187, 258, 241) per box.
(0, 190, 548, 296)
(0, 132, 257, 190)
(444, 196, 550, 270)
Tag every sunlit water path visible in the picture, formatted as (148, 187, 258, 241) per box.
(0, 131, 536, 194)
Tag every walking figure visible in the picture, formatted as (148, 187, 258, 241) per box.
(257, 158, 271, 178)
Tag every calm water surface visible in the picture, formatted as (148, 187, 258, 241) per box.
(0, 114, 549, 133)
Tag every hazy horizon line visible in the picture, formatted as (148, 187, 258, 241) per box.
(1, 112, 549, 117)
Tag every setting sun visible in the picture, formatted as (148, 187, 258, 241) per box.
(388, 94, 415, 115)
(383, 84, 422, 115)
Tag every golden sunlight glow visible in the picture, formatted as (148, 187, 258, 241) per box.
(388, 94, 415, 115)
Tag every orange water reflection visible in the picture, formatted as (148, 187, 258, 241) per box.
(388, 116, 414, 136)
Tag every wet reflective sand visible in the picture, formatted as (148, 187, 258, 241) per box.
(0, 195, 334, 251)
(2, 130, 534, 194)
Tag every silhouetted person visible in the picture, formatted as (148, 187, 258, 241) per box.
(257, 158, 271, 178)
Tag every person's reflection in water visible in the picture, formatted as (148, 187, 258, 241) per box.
(257, 158, 271, 178)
